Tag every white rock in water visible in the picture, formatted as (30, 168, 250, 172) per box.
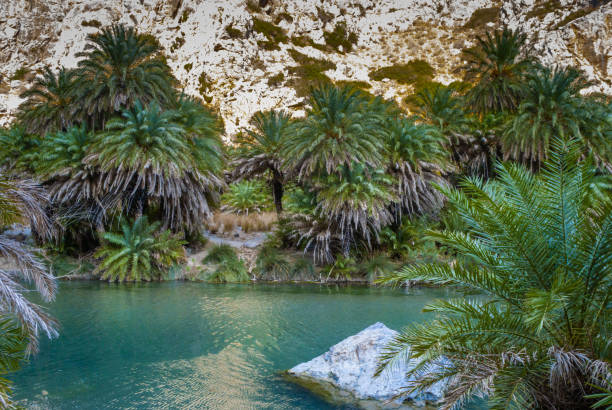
(288, 322, 448, 408)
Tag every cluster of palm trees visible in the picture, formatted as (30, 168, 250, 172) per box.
(1, 25, 224, 252)
(0, 21, 609, 408)
(230, 28, 611, 268)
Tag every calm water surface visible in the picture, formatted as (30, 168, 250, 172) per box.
(13, 281, 458, 409)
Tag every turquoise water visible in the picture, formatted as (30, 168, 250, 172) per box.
(13, 281, 456, 409)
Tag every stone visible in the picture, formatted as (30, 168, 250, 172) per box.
(287, 322, 449, 408)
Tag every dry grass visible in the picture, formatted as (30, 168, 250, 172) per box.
(205, 212, 277, 234)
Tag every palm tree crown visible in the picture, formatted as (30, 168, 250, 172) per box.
(463, 28, 532, 115)
(283, 85, 388, 178)
(74, 24, 175, 128)
(504, 67, 611, 168)
(18, 67, 78, 135)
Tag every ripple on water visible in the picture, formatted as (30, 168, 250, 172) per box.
(13, 282, 456, 409)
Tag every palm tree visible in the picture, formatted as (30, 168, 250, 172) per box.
(232, 110, 292, 214)
(503, 66, 612, 169)
(18, 66, 78, 134)
(282, 85, 388, 178)
(172, 95, 225, 178)
(0, 176, 58, 407)
(74, 24, 175, 128)
(413, 85, 468, 134)
(462, 28, 533, 115)
(378, 138, 611, 409)
(414, 84, 498, 178)
(95, 216, 185, 282)
(90, 101, 223, 231)
(0, 125, 41, 172)
(312, 163, 397, 258)
(386, 118, 450, 219)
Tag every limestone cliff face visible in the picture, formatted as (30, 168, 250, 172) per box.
(1, 0, 610, 136)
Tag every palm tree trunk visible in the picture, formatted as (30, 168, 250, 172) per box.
(272, 174, 283, 214)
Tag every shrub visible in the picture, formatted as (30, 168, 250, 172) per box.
(323, 22, 358, 52)
(9, 67, 29, 81)
(183, 63, 193, 72)
(290, 35, 311, 47)
(369, 60, 434, 87)
(202, 244, 249, 283)
(207, 258, 249, 283)
(203, 244, 237, 264)
(335, 80, 371, 90)
(170, 36, 185, 53)
(267, 72, 285, 87)
(245, 0, 261, 13)
(252, 17, 288, 44)
(290, 257, 316, 280)
(287, 49, 336, 70)
(287, 49, 336, 96)
(221, 180, 271, 215)
(95, 216, 186, 282)
(81, 19, 102, 28)
(359, 254, 395, 282)
(225, 24, 243, 39)
(463, 6, 500, 29)
(254, 247, 290, 280)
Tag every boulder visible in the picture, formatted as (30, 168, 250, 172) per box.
(287, 322, 449, 408)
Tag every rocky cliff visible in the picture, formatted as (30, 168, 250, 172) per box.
(1, 0, 610, 137)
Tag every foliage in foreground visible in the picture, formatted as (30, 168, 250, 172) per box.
(378, 139, 611, 408)
(0, 177, 58, 407)
(95, 216, 185, 282)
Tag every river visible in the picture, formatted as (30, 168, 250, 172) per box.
(13, 281, 458, 409)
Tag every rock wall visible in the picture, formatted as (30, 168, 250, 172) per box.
(1, 0, 610, 137)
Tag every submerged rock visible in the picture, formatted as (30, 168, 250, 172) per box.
(287, 322, 448, 408)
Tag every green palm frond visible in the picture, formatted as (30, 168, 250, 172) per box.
(231, 110, 292, 213)
(462, 28, 533, 115)
(502, 66, 607, 167)
(94, 216, 185, 282)
(379, 136, 612, 409)
(282, 84, 388, 178)
(74, 24, 176, 128)
(17, 66, 78, 134)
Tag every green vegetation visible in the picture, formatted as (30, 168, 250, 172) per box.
(253, 17, 288, 48)
(221, 180, 270, 215)
(231, 110, 292, 213)
(81, 19, 102, 28)
(0, 177, 58, 405)
(462, 28, 533, 115)
(323, 22, 358, 53)
(95, 216, 185, 282)
(170, 36, 186, 52)
(287, 49, 336, 96)
(379, 138, 611, 409)
(267, 72, 285, 87)
(224, 24, 242, 39)
(369, 60, 434, 88)
(2, 23, 612, 405)
(463, 6, 500, 29)
(9, 66, 29, 81)
(525, 0, 561, 21)
(202, 245, 249, 282)
(335, 80, 371, 90)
